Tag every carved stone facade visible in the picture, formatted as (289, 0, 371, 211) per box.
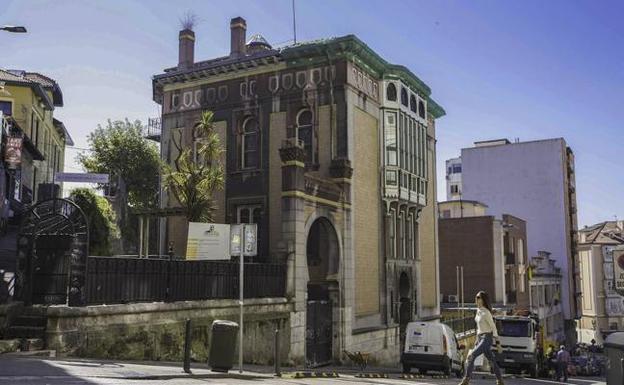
(153, 17, 444, 366)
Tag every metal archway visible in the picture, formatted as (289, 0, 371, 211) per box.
(15, 198, 89, 306)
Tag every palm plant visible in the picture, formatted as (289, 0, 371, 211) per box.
(162, 110, 224, 222)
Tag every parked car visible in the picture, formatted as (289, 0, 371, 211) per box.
(401, 321, 465, 377)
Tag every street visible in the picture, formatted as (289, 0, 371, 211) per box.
(0, 356, 607, 385)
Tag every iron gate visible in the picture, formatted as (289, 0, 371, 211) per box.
(31, 235, 72, 304)
(16, 198, 89, 306)
(306, 299, 332, 367)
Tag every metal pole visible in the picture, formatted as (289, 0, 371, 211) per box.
(239, 224, 245, 374)
(456, 266, 460, 305)
(274, 328, 281, 376)
(138, 216, 144, 257)
(460, 266, 465, 320)
(183, 318, 192, 373)
(292, 0, 297, 44)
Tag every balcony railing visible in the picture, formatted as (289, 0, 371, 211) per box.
(145, 117, 161, 141)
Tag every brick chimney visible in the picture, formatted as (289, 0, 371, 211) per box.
(230, 17, 247, 57)
(178, 28, 195, 69)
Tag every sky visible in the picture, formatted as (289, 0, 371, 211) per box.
(1, 0, 622, 227)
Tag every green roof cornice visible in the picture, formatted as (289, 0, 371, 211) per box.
(282, 34, 445, 118)
(427, 98, 446, 119)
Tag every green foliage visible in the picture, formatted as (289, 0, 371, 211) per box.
(78, 119, 160, 209)
(162, 110, 224, 222)
(70, 188, 120, 256)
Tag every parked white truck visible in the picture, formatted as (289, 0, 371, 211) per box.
(493, 315, 542, 378)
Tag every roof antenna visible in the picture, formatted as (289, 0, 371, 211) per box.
(292, 0, 297, 44)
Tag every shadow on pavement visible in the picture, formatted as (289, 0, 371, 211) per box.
(0, 356, 98, 384)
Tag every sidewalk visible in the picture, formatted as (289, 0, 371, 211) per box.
(0, 355, 273, 381)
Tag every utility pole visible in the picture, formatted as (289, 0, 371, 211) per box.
(239, 224, 245, 374)
(292, 0, 297, 44)
(460, 266, 465, 320)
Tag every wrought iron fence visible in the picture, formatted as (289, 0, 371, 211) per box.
(443, 316, 477, 336)
(85, 256, 286, 306)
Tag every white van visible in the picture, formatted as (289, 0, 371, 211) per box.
(401, 321, 465, 377)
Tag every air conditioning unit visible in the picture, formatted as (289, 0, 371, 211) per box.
(447, 294, 459, 303)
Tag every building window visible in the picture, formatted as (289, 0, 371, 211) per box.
(450, 184, 459, 194)
(407, 216, 413, 259)
(385, 113, 397, 166)
(452, 164, 462, 173)
(386, 170, 397, 186)
(171, 93, 180, 109)
(237, 204, 262, 224)
(389, 210, 396, 259)
(401, 88, 408, 107)
(418, 100, 425, 118)
(0, 101, 12, 116)
(410, 95, 417, 113)
(441, 210, 451, 219)
(399, 214, 405, 259)
(386, 83, 397, 101)
(241, 117, 258, 169)
(296, 109, 314, 165)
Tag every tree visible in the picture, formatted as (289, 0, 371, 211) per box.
(78, 119, 160, 209)
(69, 188, 120, 256)
(163, 110, 224, 222)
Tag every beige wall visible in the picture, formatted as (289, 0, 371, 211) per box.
(268, 112, 286, 256)
(418, 117, 439, 314)
(353, 107, 380, 316)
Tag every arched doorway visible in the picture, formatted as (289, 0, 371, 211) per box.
(399, 271, 412, 350)
(15, 199, 89, 306)
(305, 217, 339, 367)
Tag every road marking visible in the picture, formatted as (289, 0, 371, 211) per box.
(522, 378, 605, 385)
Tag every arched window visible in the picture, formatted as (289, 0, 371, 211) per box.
(410, 94, 417, 113)
(241, 117, 258, 169)
(297, 109, 314, 164)
(386, 83, 397, 101)
(400, 87, 408, 106)
(418, 100, 425, 119)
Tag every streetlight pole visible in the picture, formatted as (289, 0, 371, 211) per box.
(239, 224, 245, 374)
(1, 26, 27, 33)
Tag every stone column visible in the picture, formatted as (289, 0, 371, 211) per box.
(279, 139, 307, 365)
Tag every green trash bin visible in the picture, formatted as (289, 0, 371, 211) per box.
(209, 320, 239, 372)
(604, 332, 624, 385)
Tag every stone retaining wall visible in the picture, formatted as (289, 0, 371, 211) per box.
(45, 298, 292, 364)
(0, 302, 22, 337)
(349, 326, 401, 367)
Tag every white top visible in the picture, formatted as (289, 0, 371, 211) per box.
(475, 307, 499, 338)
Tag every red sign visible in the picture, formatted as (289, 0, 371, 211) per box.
(5, 136, 22, 167)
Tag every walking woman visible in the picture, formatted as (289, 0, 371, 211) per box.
(459, 291, 504, 385)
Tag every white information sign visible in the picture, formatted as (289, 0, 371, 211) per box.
(230, 224, 257, 256)
(55, 172, 110, 183)
(613, 247, 624, 296)
(186, 223, 231, 260)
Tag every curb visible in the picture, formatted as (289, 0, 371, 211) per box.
(292, 372, 340, 378)
(400, 374, 427, 379)
(355, 373, 389, 378)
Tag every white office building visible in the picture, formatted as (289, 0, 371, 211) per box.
(447, 138, 579, 342)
